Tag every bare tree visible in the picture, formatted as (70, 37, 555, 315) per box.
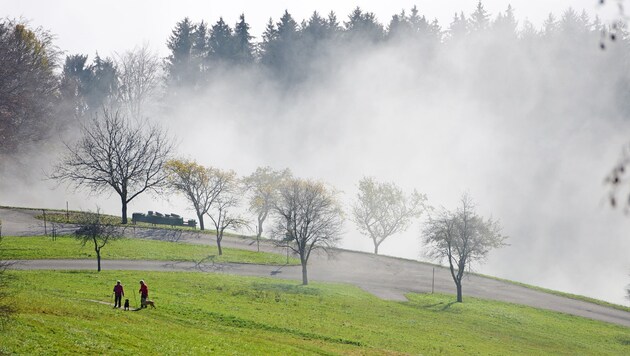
(272, 178, 344, 285)
(243, 166, 292, 251)
(74, 209, 121, 272)
(422, 194, 507, 302)
(352, 177, 427, 254)
(165, 159, 223, 231)
(206, 169, 247, 255)
(115, 43, 161, 119)
(51, 109, 174, 224)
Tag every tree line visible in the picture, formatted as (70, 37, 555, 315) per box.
(1, 2, 627, 155)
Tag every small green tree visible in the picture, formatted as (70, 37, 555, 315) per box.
(74, 210, 121, 272)
(165, 159, 223, 231)
(352, 177, 426, 254)
(205, 169, 247, 255)
(243, 167, 291, 251)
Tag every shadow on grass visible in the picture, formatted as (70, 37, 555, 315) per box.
(251, 282, 321, 296)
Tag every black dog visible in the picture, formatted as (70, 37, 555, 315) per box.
(124, 299, 130, 311)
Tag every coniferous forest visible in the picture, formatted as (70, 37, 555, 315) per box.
(1, 3, 629, 155)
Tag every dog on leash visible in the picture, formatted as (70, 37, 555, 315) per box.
(143, 299, 156, 308)
(124, 299, 130, 311)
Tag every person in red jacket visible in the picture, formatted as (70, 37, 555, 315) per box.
(139, 280, 148, 308)
(113, 280, 124, 308)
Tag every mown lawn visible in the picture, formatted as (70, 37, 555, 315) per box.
(1, 270, 629, 355)
(0, 236, 298, 265)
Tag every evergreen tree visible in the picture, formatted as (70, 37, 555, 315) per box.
(579, 10, 592, 32)
(469, 1, 490, 32)
(277, 10, 299, 39)
(260, 18, 278, 67)
(520, 18, 538, 41)
(560, 8, 583, 35)
(344, 7, 384, 42)
(387, 11, 413, 40)
(165, 17, 198, 91)
(493, 5, 518, 37)
(303, 11, 328, 42)
(86, 53, 118, 110)
(448, 12, 468, 40)
(407, 6, 442, 42)
(326, 11, 342, 36)
(542, 13, 559, 38)
(60, 54, 92, 117)
(193, 20, 209, 71)
(429, 18, 443, 40)
(208, 17, 234, 62)
(233, 14, 254, 64)
(260, 10, 303, 82)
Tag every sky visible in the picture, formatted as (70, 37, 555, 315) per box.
(4, 0, 614, 57)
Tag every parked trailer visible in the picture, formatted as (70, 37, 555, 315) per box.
(131, 211, 197, 228)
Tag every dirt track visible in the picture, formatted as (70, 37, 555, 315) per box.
(2, 207, 630, 328)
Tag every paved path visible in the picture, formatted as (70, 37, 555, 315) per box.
(2, 207, 630, 328)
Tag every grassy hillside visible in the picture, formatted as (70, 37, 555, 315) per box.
(0, 236, 299, 265)
(1, 270, 629, 355)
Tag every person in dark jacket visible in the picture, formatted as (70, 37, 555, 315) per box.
(139, 280, 149, 308)
(113, 280, 124, 308)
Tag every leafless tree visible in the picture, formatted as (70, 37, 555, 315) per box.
(74, 209, 121, 272)
(272, 178, 344, 285)
(115, 43, 161, 119)
(352, 177, 427, 254)
(243, 166, 292, 251)
(422, 194, 507, 302)
(165, 159, 224, 231)
(206, 169, 248, 255)
(51, 109, 174, 224)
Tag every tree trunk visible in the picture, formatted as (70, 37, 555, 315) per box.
(217, 234, 223, 255)
(96, 248, 101, 272)
(121, 199, 128, 224)
(456, 281, 462, 303)
(374, 243, 379, 255)
(301, 260, 308, 285)
(256, 219, 263, 252)
(197, 213, 204, 230)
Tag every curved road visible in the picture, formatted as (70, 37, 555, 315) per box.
(2, 207, 630, 328)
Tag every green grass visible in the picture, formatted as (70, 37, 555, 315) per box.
(1, 270, 628, 355)
(0, 236, 299, 265)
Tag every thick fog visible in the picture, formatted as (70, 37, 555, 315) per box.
(2, 9, 630, 305)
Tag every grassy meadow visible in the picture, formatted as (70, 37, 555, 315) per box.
(0, 236, 298, 265)
(0, 270, 629, 355)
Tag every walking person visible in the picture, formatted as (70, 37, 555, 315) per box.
(113, 280, 124, 308)
(139, 280, 149, 308)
